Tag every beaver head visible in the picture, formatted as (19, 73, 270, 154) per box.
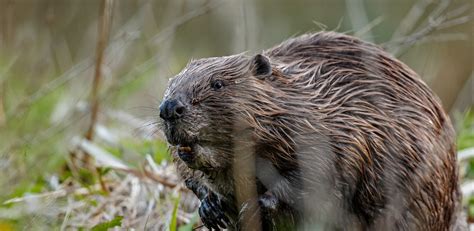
(160, 54, 275, 172)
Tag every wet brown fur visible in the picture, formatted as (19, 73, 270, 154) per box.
(162, 31, 464, 230)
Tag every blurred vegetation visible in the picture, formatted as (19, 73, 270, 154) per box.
(459, 109, 474, 221)
(458, 109, 474, 150)
(0, 0, 472, 229)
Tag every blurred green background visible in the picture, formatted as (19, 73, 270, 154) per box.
(0, 0, 472, 229)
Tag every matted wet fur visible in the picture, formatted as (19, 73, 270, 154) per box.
(159, 31, 465, 230)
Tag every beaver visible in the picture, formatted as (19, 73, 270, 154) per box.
(159, 31, 465, 230)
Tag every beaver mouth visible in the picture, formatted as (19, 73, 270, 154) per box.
(163, 124, 218, 169)
(177, 144, 195, 164)
(162, 123, 197, 163)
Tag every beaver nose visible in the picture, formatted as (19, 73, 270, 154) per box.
(159, 99, 186, 121)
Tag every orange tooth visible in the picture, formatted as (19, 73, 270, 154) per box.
(178, 146, 192, 152)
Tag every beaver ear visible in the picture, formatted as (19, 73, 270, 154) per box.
(251, 54, 272, 79)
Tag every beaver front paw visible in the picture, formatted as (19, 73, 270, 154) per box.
(239, 192, 279, 219)
(199, 193, 231, 230)
(258, 193, 280, 214)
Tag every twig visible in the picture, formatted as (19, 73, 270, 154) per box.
(192, 224, 205, 230)
(72, 136, 129, 169)
(390, 0, 433, 40)
(345, 0, 374, 42)
(415, 32, 468, 44)
(86, 0, 114, 140)
(3, 185, 101, 205)
(60, 197, 73, 231)
(384, 0, 471, 56)
(355, 16, 384, 40)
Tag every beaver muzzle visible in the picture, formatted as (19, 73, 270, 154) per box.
(160, 98, 197, 163)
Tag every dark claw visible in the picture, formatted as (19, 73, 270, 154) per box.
(199, 197, 217, 230)
(212, 198, 233, 229)
(208, 203, 223, 229)
(221, 213, 230, 224)
(199, 204, 216, 230)
(216, 213, 227, 228)
(198, 205, 212, 230)
(212, 210, 226, 229)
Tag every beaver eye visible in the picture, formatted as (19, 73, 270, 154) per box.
(211, 80, 224, 90)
